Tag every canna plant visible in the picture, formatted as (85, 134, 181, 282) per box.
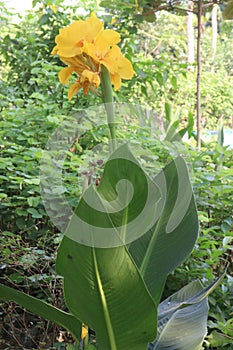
(0, 14, 226, 350)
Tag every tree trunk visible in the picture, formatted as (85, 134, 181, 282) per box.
(212, 4, 218, 60)
(186, 1, 195, 70)
(196, 0, 202, 150)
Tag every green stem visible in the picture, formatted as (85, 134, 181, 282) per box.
(83, 328, 89, 350)
(100, 64, 117, 152)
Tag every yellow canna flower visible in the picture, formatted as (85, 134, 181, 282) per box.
(84, 30, 134, 86)
(51, 16, 103, 58)
(52, 14, 134, 99)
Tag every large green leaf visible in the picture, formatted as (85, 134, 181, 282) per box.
(0, 283, 82, 341)
(57, 144, 199, 348)
(56, 237, 157, 350)
(128, 156, 199, 303)
(65, 143, 161, 248)
(56, 144, 159, 350)
(149, 281, 208, 350)
(148, 273, 226, 350)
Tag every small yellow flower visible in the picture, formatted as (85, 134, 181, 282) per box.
(51, 14, 134, 99)
(50, 4, 57, 14)
(111, 17, 117, 25)
(81, 324, 88, 339)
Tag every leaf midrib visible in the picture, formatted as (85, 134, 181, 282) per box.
(139, 218, 161, 278)
(92, 247, 117, 350)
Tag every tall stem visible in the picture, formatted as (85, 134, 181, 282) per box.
(100, 64, 117, 152)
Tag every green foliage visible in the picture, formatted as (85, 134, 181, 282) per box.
(128, 155, 198, 302)
(0, 283, 82, 341)
(1, 143, 220, 350)
(57, 238, 157, 350)
(149, 274, 225, 350)
(109, 11, 233, 128)
(0, 0, 101, 108)
(0, 1, 232, 348)
(163, 142, 233, 348)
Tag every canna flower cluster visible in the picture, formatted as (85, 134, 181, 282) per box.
(52, 14, 134, 100)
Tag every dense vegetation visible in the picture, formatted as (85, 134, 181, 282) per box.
(0, 0, 232, 349)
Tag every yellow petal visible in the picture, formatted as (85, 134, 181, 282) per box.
(82, 42, 98, 60)
(50, 4, 57, 13)
(59, 56, 90, 76)
(81, 70, 100, 87)
(52, 17, 104, 58)
(110, 73, 121, 90)
(58, 67, 74, 84)
(78, 69, 100, 95)
(53, 20, 88, 57)
(117, 56, 134, 79)
(97, 29, 120, 45)
(93, 30, 120, 57)
(104, 45, 134, 79)
(101, 46, 122, 74)
(68, 81, 81, 100)
(56, 46, 83, 57)
(81, 325, 88, 340)
(94, 29, 121, 47)
(86, 16, 104, 42)
(103, 45, 122, 72)
(51, 45, 58, 55)
(101, 59, 118, 75)
(82, 29, 121, 65)
(82, 81, 90, 95)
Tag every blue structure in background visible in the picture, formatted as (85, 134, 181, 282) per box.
(202, 129, 233, 148)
